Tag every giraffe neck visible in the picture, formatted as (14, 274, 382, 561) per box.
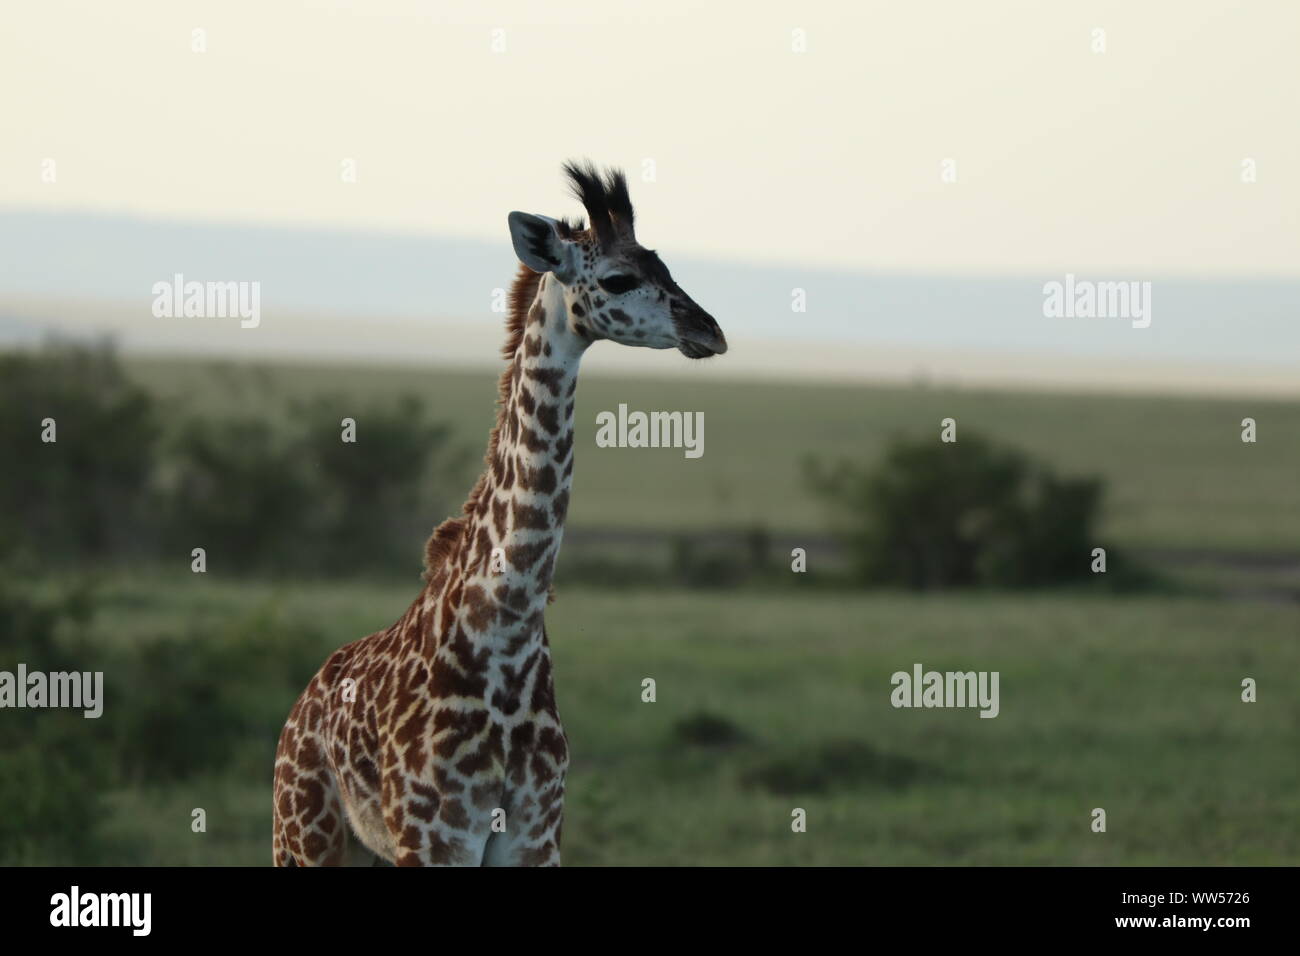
(456, 272, 586, 644)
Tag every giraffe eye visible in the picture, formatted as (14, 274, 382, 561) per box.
(597, 274, 641, 295)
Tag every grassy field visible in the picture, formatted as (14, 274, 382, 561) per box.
(84, 573, 1299, 866)
(125, 357, 1300, 552)
(7, 357, 1292, 866)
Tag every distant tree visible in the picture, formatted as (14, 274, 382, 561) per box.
(161, 417, 314, 573)
(2, 344, 468, 577)
(288, 393, 466, 574)
(0, 561, 109, 863)
(160, 392, 467, 576)
(0, 341, 158, 562)
(807, 431, 1110, 589)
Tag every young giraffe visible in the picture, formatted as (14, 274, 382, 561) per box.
(272, 161, 727, 866)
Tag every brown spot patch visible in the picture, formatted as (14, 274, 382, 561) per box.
(439, 798, 471, 829)
(553, 431, 574, 463)
(517, 386, 536, 415)
(296, 779, 325, 820)
(518, 462, 557, 494)
(463, 584, 497, 631)
(470, 781, 500, 810)
(430, 655, 487, 698)
(517, 841, 557, 867)
(520, 426, 550, 454)
(456, 723, 504, 776)
(302, 832, 329, 860)
(511, 500, 550, 531)
(506, 539, 550, 572)
(432, 707, 490, 758)
(409, 798, 437, 823)
(535, 402, 561, 435)
(525, 366, 565, 397)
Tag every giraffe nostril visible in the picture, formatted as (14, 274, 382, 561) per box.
(699, 314, 726, 348)
(673, 308, 727, 358)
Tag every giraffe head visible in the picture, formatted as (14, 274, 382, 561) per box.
(507, 161, 727, 359)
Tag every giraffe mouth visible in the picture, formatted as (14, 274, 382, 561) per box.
(677, 338, 724, 359)
(674, 312, 728, 359)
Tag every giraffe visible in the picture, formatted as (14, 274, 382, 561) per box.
(272, 161, 727, 866)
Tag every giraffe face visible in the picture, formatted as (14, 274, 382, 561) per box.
(568, 240, 726, 358)
(506, 162, 727, 360)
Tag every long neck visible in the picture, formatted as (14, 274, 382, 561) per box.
(458, 273, 586, 634)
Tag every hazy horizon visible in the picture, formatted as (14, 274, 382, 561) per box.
(3, 205, 1298, 397)
(4, 1, 1297, 395)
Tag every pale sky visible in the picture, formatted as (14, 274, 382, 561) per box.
(3, 0, 1297, 277)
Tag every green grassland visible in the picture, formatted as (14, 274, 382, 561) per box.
(9, 358, 1293, 867)
(125, 357, 1300, 552)
(81, 575, 1298, 866)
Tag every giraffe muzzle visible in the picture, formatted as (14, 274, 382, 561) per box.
(674, 308, 728, 359)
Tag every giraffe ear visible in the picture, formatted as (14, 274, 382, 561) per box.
(508, 212, 571, 277)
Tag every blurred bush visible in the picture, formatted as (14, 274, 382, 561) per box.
(0, 561, 112, 863)
(0, 343, 467, 577)
(669, 535, 748, 589)
(288, 394, 464, 574)
(0, 541, 335, 862)
(0, 341, 159, 563)
(104, 606, 329, 783)
(808, 431, 1139, 589)
(160, 417, 314, 573)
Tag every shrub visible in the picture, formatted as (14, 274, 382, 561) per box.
(103, 605, 329, 783)
(0, 566, 113, 863)
(288, 394, 464, 574)
(0, 345, 468, 577)
(0, 342, 158, 563)
(158, 393, 466, 576)
(161, 417, 314, 574)
(808, 431, 1117, 589)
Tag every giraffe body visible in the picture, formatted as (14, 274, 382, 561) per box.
(272, 163, 726, 866)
